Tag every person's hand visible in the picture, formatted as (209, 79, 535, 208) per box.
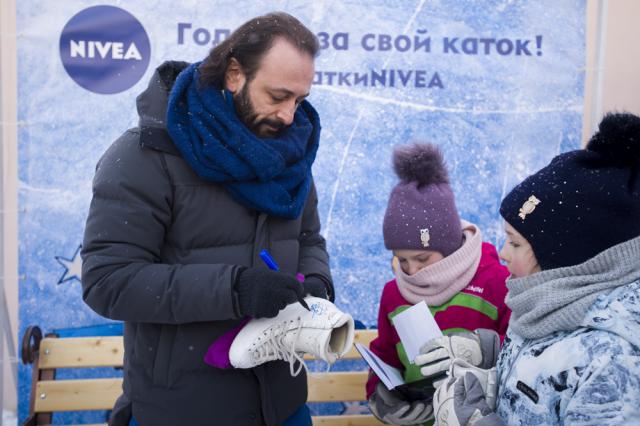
(368, 383, 433, 425)
(414, 329, 500, 387)
(234, 267, 304, 318)
(301, 275, 329, 299)
(433, 372, 504, 426)
(447, 358, 498, 410)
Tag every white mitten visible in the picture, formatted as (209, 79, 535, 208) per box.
(433, 371, 503, 426)
(414, 329, 499, 387)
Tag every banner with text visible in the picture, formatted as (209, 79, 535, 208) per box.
(17, 0, 585, 421)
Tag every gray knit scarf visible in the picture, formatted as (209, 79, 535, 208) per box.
(506, 235, 640, 339)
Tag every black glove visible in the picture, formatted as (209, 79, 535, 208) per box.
(301, 275, 329, 300)
(368, 383, 433, 425)
(234, 267, 305, 319)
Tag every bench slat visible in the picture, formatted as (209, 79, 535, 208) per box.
(34, 372, 369, 411)
(38, 336, 124, 369)
(307, 372, 368, 402)
(29, 329, 379, 422)
(37, 330, 377, 368)
(33, 378, 123, 412)
(35, 371, 368, 412)
(55, 418, 385, 426)
(312, 415, 385, 425)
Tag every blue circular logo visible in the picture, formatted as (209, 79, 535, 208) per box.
(59, 6, 151, 95)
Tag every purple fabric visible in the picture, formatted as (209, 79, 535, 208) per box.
(383, 181, 462, 255)
(204, 317, 251, 368)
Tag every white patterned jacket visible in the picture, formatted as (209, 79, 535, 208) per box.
(495, 280, 640, 425)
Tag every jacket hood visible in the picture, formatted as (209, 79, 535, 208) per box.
(135, 61, 189, 155)
(137, 61, 189, 129)
(581, 279, 640, 349)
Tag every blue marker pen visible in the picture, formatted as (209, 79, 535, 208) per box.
(259, 249, 280, 272)
(259, 249, 310, 311)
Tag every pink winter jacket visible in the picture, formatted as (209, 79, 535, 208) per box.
(366, 242, 510, 398)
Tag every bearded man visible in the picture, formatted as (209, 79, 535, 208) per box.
(81, 12, 333, 426)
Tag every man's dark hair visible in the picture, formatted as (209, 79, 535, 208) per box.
(199, 12, 320, 89)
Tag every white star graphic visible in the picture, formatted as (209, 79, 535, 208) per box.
(55, 245, 83, 284)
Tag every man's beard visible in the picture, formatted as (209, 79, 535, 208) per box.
(234, 83, 286, 138)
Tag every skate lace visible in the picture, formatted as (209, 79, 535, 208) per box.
(252, 319, 308, 377)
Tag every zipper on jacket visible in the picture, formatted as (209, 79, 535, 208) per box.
(252, 213, 269, 267)
(501, 336, 530, 395)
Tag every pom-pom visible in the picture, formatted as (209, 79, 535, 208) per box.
(392, 143, 449, 186)
(587, 112, 640, 166)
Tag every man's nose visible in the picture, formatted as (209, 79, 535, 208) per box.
(276, 101, 296, 126)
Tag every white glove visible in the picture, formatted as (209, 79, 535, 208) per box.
(368, 382, 434, 425)
(447, 358, 498, 410)
(414, 329, 499, 387)
(433, 371, 503, 426)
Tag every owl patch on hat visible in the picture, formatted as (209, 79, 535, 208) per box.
(420, 228, 431, 247)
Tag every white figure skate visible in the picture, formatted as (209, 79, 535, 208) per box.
(229, 297, 355, 376)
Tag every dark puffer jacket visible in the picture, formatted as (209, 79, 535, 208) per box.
(81, 62, 333, 426)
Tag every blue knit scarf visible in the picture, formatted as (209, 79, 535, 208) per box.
(166, 62, 320, 219)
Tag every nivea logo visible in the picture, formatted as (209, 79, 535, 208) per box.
(59, 6, 150, 94)
(69, 40, 143, 60)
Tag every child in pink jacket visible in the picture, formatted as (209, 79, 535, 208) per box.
(366, 143, 510, 425)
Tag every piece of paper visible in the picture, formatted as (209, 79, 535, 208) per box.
(355, 343, 405, 390)
(392, 301, 443, 363)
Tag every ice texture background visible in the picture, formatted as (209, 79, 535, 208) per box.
(17, 0, 585, 422)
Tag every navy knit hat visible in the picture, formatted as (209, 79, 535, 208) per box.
(383, 143, 463, 255)
(500, 112, 640, 270)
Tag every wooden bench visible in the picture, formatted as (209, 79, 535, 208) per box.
(21, 325, 384, 426)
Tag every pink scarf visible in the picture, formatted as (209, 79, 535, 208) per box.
(395, 220, 482, 306)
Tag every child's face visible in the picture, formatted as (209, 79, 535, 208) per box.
(393, 249, 444, 275)
(499, 221, 541, 278)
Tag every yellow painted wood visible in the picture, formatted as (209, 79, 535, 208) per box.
(30, 330, 379, 421)
(33, 378, 123, 412)
(72, 419, 383, 426)
(33, 374, 374, 415)
(71, 421, 384, 426)
(37, 330, 376, 366)
(307, 372, 368, 402)
(305, 329, 377, 360)
(312, 414, 384, 425)
(38, 337, 124, 369)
